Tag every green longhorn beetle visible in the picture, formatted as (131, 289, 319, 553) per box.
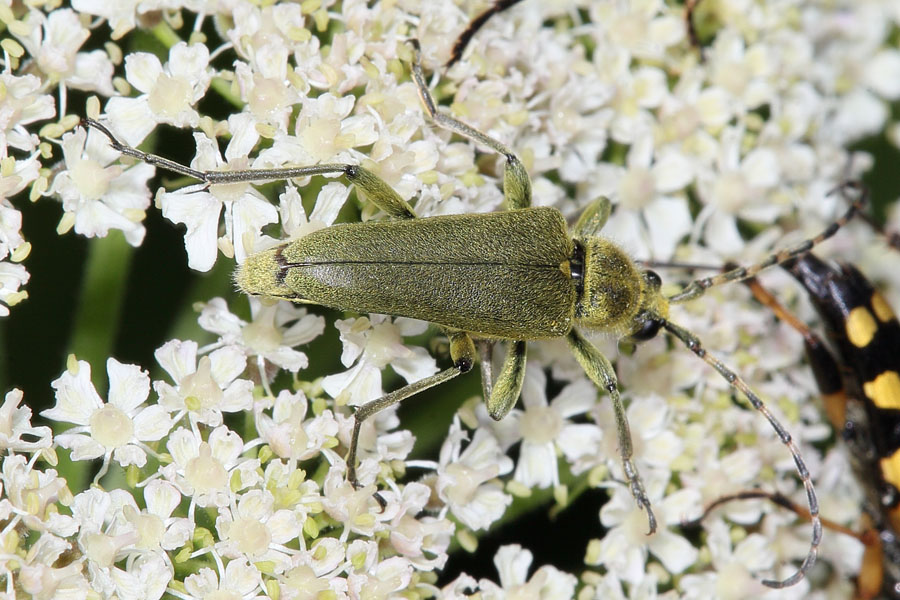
(82, 40, 867, 589)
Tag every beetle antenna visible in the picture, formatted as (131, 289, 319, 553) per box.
(682, 490, 867, 543)
(662, 318, 821, 588)
(446, 0, 526, 67)
(668, 181, 868, 304)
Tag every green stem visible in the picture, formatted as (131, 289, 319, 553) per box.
(68, 232, 132, 394)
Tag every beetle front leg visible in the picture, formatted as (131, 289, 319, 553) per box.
(346, 331, 476, 489)
(409, 40, 532, 210)
(566, 329, 657, 534)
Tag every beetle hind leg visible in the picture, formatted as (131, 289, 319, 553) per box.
(346, 331, 476, 490)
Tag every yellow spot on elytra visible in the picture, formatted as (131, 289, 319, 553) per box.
(871, 291, 897, 323)
(863, 371, 900, 409)
(846, 306, 877, 348)
(880, 448, 900, 496)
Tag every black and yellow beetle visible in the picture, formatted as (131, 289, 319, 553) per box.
(784, 254, 900, 599)
(692, 252, 900, 598)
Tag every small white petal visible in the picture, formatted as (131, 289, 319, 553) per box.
(123, 52, 163, 94)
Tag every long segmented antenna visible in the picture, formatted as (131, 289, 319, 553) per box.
(669, 181, 868, 304)
(662, 319, 822, 588)
(683, 490, 867, 544)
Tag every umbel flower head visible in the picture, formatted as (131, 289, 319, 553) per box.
(2, 1, 900, 599)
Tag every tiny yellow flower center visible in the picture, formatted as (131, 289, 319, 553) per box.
(243, 316, 282, 353)
(185, 442, 227, 493)
(519, 405, 562, 445)
(147, 73, 192, 119)
(70, 158, 112, 201)
(231, 517, 271, 557)
(180, 356, 223, 411)
(90, 405, 134, 449)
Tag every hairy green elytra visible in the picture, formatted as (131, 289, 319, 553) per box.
(235, 207, 666, 341)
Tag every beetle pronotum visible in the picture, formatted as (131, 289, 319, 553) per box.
(80, 39, 875, 589)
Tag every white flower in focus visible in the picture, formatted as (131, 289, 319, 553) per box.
(50, 127, 154, 246)
(280, 563, 345, 599)
(591, 483, 701, 586)
(71, 0, 142, 40)
(346, 553, 414, 600)
(0, 388, 51, 452)
(275, 181, 349, 241)
(256, 388, 340, 462)
(16, 532, 91, 598)
(499, 368, 602, 489)
(259, 92, 378, 167)
(226, 2, 308, 73)
(215, 489, 300, 572)
(259, 459, 325, 536)
(70, 488, 153, 597)
(42, 358, 173, 479)
(323, 316, 435, 483)
(120, 480, 192, 553)
(161, 425, 259, 509)
(0, 72, 55, 153)
(104, 42, 212, 146)
(197, 296, 325, 376)
(293, 92, 379, 163)
(585, 571, 659, 600)
(233, 58, 300, 132)
(580, 393, 683, 492)
(0, 262, 29, 316)
(0, 157, 35, 303)
(321, 468, 395, 538)
(0, 158, 36, 266)
(156, 112, 279, 271)
(435, 418, 513, 531)
(323, 315, 439, 406)
(14, 9, 114, 96)
(477, 544, 577, 600)
(0, 454, 75, 536)
(153, 338, 254, 426)
(183, 560, 261, 599)
(385, 482, 453, 570)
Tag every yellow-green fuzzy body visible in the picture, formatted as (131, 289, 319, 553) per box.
(576, 237, 669, 335)
(237, 208, 578, 339)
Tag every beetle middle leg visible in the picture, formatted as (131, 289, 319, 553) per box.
(410, 40, 532, 211)
(347, 331, 475, 489)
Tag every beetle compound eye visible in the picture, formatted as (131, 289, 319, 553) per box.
(644, 270, 662, 289)
(630, 314, 663, 342)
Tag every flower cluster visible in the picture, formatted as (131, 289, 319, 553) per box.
(3, 0, 900, 598)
